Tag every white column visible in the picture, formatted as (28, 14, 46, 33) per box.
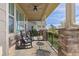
(41, 20, 44, 29)
(0, 3, 7, 56)
(25, 18, 27, 32)
(65, 3, 75, 28)
(41, 15, 46, 30)
(14, 4, 16, 33)
(25, 18, 29, 31)
(5, 3, 9, 56)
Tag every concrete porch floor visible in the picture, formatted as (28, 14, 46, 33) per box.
(14, 41, 58, 56)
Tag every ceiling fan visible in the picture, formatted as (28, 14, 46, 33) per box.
(33, 5, 38, 12)
(27, 4, 47, 13)
(30, 4, 42, 12)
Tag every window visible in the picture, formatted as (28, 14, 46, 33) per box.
(9, 3, 14, 16)
(9, 3, 14, 33)
(16, 10, 19, 33)
(9, 16, 14, 33)
(19, 13, 25, 30)
(16, 9, 25, 33)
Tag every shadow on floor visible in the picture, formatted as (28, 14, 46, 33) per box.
(36, 49, 51, 56)
(15, 45, 32, 50)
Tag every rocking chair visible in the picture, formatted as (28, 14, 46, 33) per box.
(16, 31, 32, 49)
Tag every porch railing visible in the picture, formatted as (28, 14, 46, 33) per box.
(47, 32, 59, 50)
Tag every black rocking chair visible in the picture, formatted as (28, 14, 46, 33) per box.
(15, 31, 32, 49)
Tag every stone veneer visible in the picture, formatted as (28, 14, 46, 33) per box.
(58, 28, 79, 56)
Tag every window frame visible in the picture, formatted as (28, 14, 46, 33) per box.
(9, 3, 15, 33)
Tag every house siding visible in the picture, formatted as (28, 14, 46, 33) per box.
(0, 3, 6, 56)
(8, 4, 28, 56)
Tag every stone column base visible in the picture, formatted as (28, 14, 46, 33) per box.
(58, 28, 79, 56)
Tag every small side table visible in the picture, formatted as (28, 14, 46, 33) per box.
(36, 41, 44, 50)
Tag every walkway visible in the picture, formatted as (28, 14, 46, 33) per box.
(15, 41, 58, 56)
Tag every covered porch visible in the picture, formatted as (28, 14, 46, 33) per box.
(8, 3, 59, 56)
(7, 3, 79, 56)
(0, 3, 78, 56)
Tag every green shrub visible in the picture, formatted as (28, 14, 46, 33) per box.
(48, 32, 59, 49)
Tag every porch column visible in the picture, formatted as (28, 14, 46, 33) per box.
(41, 15, 48, 41)
(65, 3, 75, 28)
(25, 18, 28, 32)
(41, 20, 44, 29)
(58, 3, 79, 56)
(0, 3, 7, 56)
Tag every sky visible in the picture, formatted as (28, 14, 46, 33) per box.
(75, 4, 79, 24)
(45, 3, 79, 29)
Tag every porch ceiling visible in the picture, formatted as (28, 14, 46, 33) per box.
(18, 3, 59, 21)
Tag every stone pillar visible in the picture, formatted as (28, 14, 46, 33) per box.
(58, 4, 79, 56)
(58, 28, 79, 56)
(65, 3, 75, 28)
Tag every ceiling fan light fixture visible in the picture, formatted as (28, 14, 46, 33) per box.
(33, 5, 37, 12)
